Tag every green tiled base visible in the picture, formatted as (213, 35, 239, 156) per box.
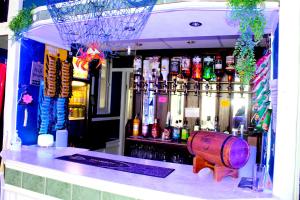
(72, 185, 101, 200)
(46, 178, 71, 200)
(4, 167, 139, 200)
(5, 168, 22, 187)
(22, 172, 45, 193)
(102, 192, 135, 200)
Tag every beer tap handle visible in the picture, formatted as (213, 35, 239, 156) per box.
(205, 82, 209, 96)
(240, 84, 244, 97)
(173, 78, 177, 94)
(194, 81, 200, 96)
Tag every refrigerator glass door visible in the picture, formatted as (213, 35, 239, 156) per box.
(69, 81, 88, 120)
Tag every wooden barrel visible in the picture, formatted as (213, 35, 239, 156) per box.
(187, 131, 250, 169)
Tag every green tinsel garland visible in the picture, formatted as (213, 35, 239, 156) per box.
(228, 0, 266, 84)
(9, 7, 34, 40)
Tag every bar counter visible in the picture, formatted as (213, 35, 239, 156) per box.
(1, 146, 276, 200)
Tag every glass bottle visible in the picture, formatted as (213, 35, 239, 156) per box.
(192, 56, 202, 81)
(170, 57, 180, 76)
(202, 56, 215, 81)
(133, 56, 142, 76)
(181, 57, 191, 79)
(181, 119, 189, 141)
(172, 120, 181, 142)
(162, 112, 171, 140)
(214, 54, 224, 82)
(225, 56, 235, 82)
(142, 123, 148, 137)
(151, 118, 160, 139)
(132, 114, 140, 137)
(161, 57, 169, 82)
(193, 118, 200, 131)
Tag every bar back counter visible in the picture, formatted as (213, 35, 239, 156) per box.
(1, 146, 276, 200)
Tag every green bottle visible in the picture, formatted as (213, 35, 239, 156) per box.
(202, 56, 215, 81)
(181, 119, 189, 141)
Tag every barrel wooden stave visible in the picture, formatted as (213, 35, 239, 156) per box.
(187, 131, 249, 169)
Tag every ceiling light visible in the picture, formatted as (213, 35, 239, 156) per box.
(189, 22, 202, 27)
(187, 40, 196, 44)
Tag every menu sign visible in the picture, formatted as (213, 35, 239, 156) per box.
(30, 61, 44, 86)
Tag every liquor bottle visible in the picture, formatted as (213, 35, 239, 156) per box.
(143, 58, 151, 81)
(132, 114, 140, 137)
(142, 123, 149, 137)
(161, 57, 169, 82)
(225, 56, 235, 82)
(133, 56, 142, 90)
(170, 57, 180, 76)
(193, 118, 200, 131)
(192, 56, 202, 81)
(162, 112, 171, 140)
(181, 119, 189, 141)
(172, 120, 181, 142)
(133, 56, 142, 76)
(181, 57, 191, 79)
(151, 118, 160, 139)
(214, 54, 224, 82)
(202, 56, 215, 81)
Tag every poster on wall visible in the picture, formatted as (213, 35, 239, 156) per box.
(73, 56, 88, 79)
(30, 61, 44, 86)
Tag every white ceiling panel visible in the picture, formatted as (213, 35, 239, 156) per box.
(26, 1, 279, 50)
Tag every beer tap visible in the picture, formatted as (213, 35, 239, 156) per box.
(154, 77, 159, 94)
(240, 84, 244, 97)
(134, 76, 141, 93)
(172, 77, 177, 94)
(183, 81, 188, 96)
(194, 81, 200, 96)
(143, 80, 148, 93)
(163, 80, 168, 94)
(205, 82, 210, 96)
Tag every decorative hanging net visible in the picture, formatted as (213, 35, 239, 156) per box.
(47, 0, 157, 54)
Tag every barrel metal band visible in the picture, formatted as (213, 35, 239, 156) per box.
(189, 132, 199, 155)
(220, 135, 233, 168)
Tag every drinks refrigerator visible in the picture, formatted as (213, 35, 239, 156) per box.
(67, 57, 90, 147)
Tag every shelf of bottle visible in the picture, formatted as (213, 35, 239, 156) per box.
(69, 104, 86, 108)
(126, 136, 188, 147)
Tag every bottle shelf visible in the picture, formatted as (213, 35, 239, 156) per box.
(126, 136, 187, 148)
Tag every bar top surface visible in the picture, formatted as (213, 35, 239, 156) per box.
(1, 146, 276, 200)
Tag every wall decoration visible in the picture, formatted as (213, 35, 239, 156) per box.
(17, 39, 45, 145)
(46, 0, 157, 54)
(30, 61, 44, 86)
(42, 44, 72, 132)
(228, 0, 266, 84)
(251, 53, 271, 131)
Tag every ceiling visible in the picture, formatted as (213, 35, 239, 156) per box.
(25, 1, 279, 50)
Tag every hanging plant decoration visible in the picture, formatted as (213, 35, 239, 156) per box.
(228, 0, 266, 84)
(8, 7, 34, 40)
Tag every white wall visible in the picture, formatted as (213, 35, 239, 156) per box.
(2, 0, 23, 151)
(273, 0, 300, 199)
